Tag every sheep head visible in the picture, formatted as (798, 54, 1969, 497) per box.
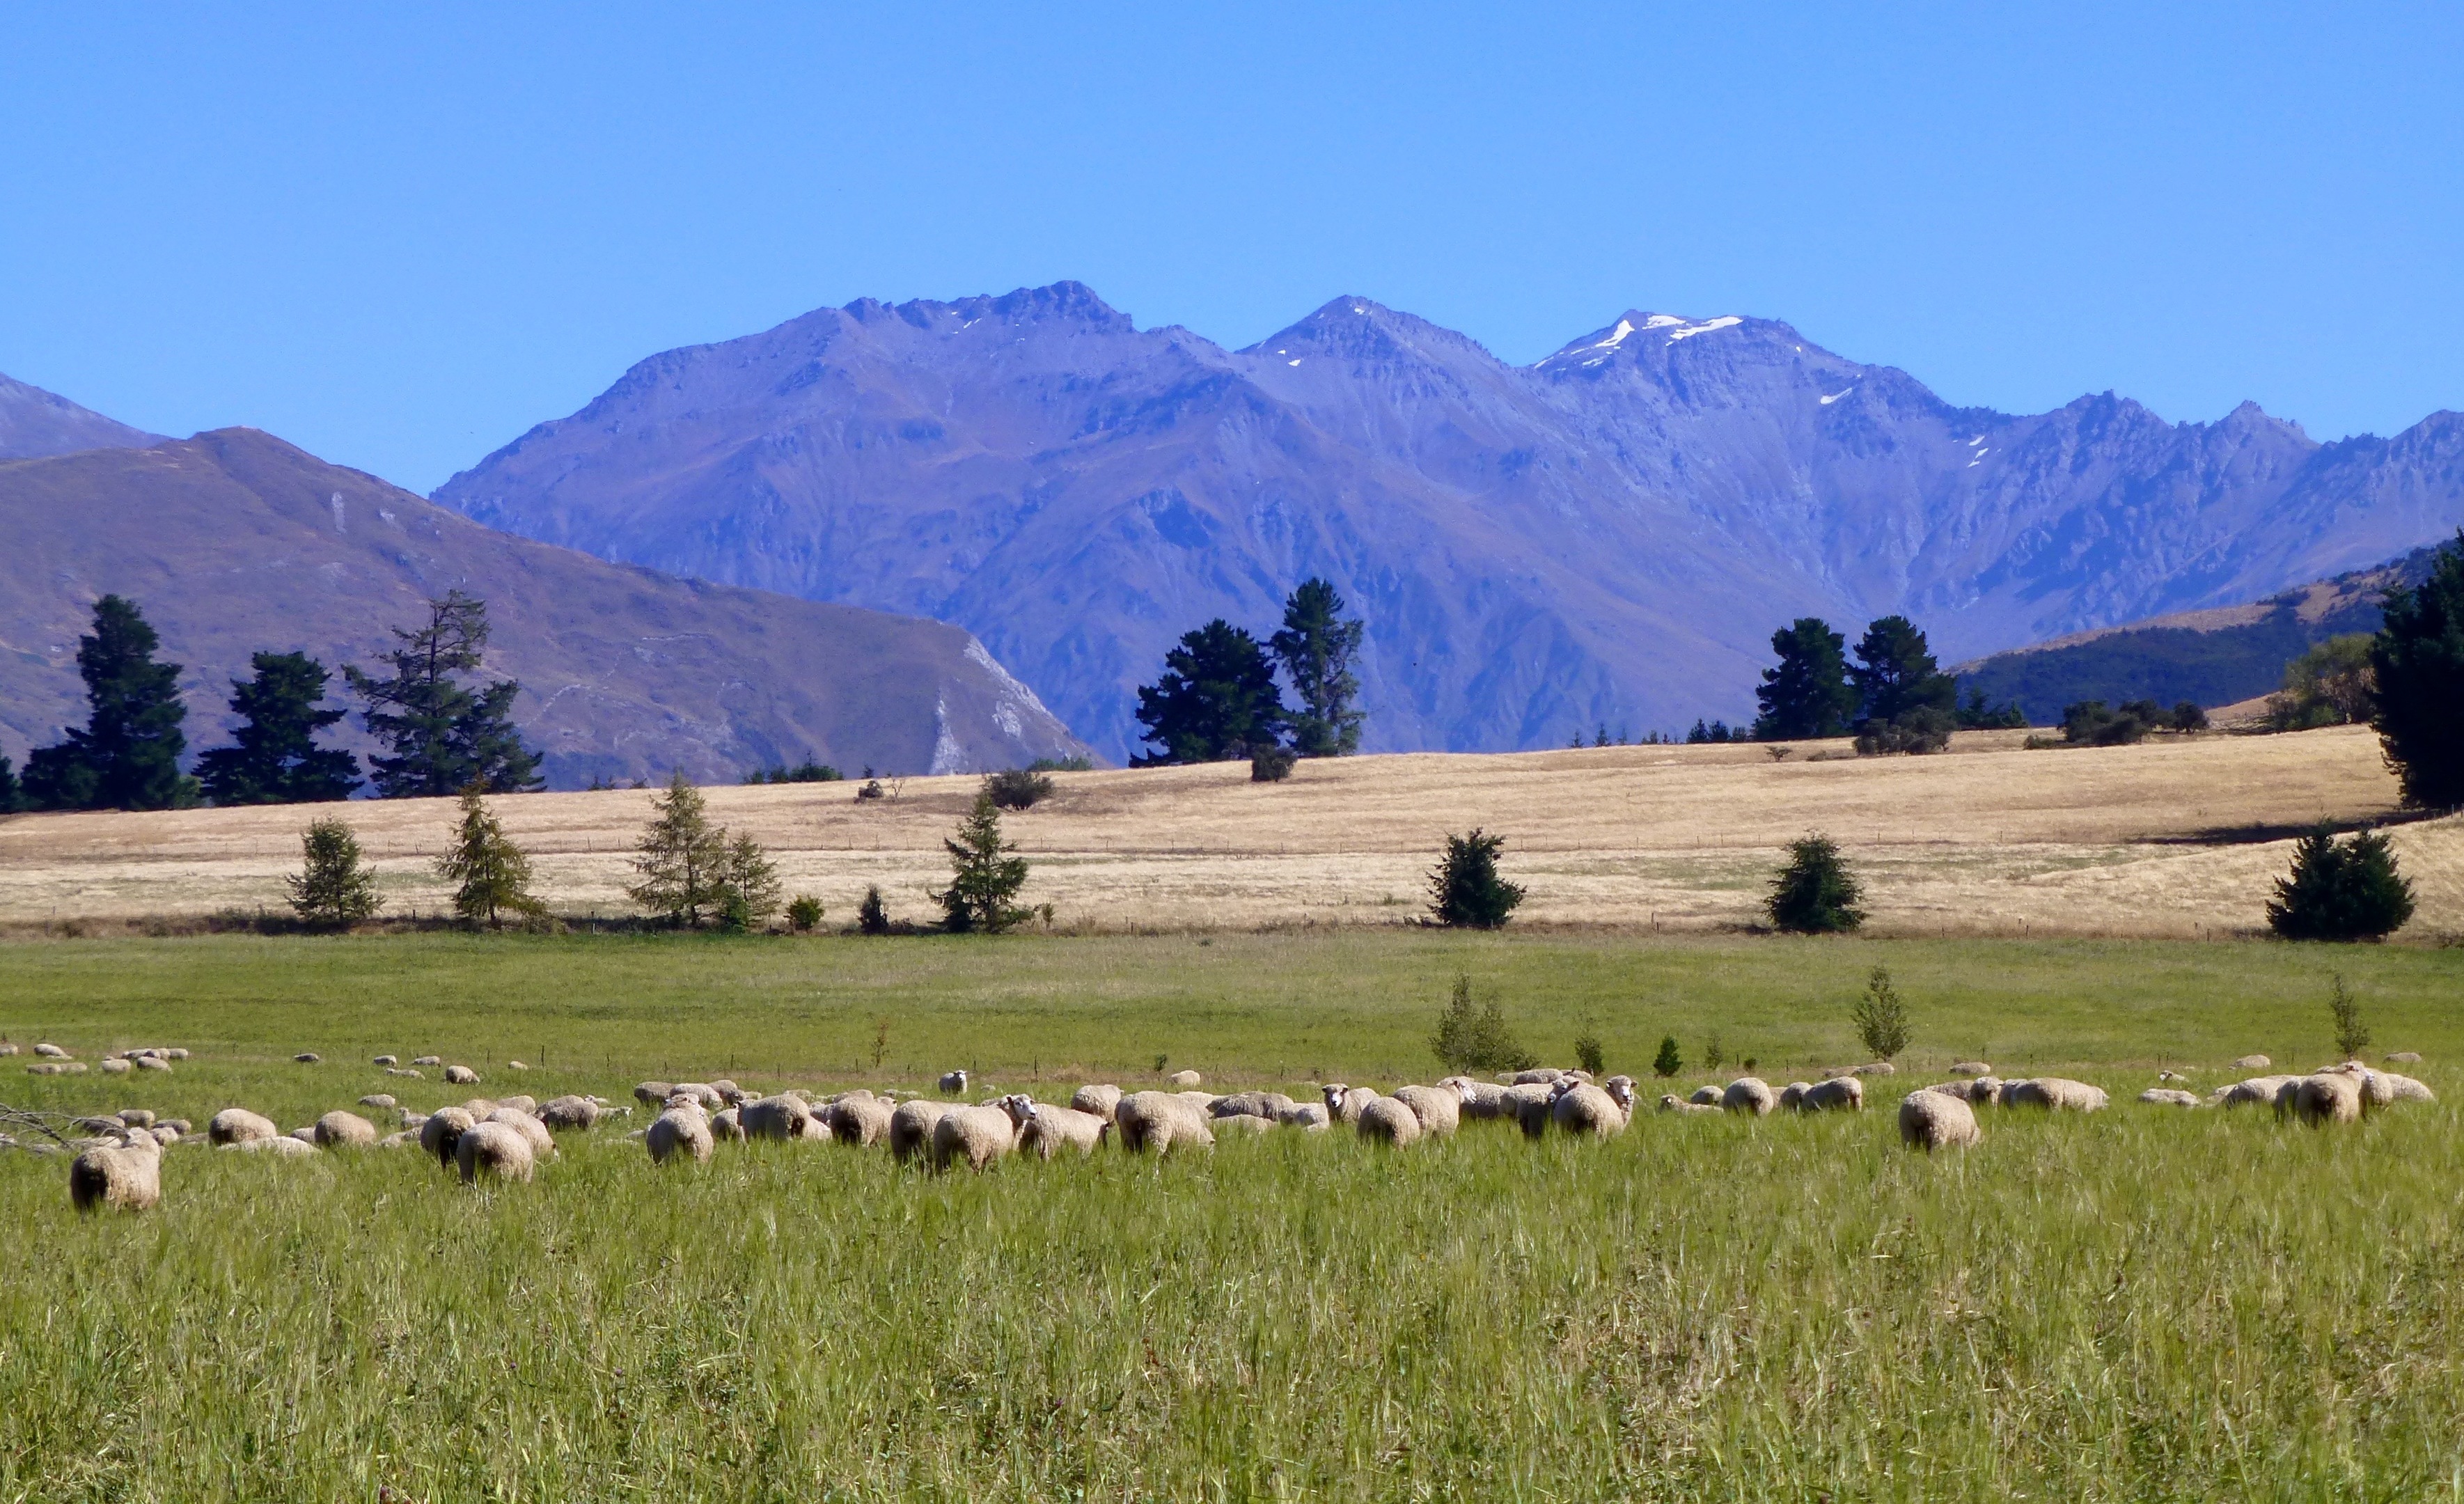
(1321, 1083, 1349, 1112)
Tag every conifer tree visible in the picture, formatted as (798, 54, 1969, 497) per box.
(1768, 833, 1865, 933)
(1848, 616, 1958, 727)
(285, 817, 383, 927)
(22, 595, 194, 810)
(1752, 618, 1859, 740)
(0, 752, 18, 815)
(936, 791, 1030, 933)
(1271, 577, 1365, 757)
(436, 785, 544, 929)
(1429, 973, 1538, 1074)
(346, 592, 542, 798)
(858, 884, 891, 935)
(196, 651, 360, 805)
(627, 770, 728, 926)
(716, 831, 784, 931)
(2370, 531, 2464, 808)
(2266, 824, 2415, 941)
(1652, 1035, 1684, 1078)
(1427, 829, 1525, 929)
(1132, 620, 1288, 765)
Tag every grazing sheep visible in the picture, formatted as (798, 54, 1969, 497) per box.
(2375, 1072, 2436, 1104)
(539, 1096, 600, 1131)
(33, 1043, 68, 1059)
(484, 1109, 556, 1160)
(458, 1098, 499, 1119)
(1548, 1082, 1629, 1139)
(1509, 1082, 1565, 1138)
(1507, 1067, 1561, 1086)
(507, 1060, 528, 1072)
(1391, 1084, 1461, 1137)
(383, 1067, 423, 1079)
(419, 1106, 477, 1167)
(933, 1103, 1020, 1172)
(70, 1133, 163, 1213)
(1899, 1090, 1981, 1151)
(295, 1052, 321, 1064)
(707, 1079, 746, 1106)
(1778, 1081, 1813, 1110)
(1018, 1101, 1111, 1159)
(1723, 1078, 1777, 1117)
(634, 1081, 677, 1107)
(115, 1109, 156, 1130)
(208, 1109, 279, 1146)
(496, 1095, 537, 1116)
(827, 1094, 894, 1147)
(1687, 1085, 1723, 1106)
(228, 1135, 316, 1158)
(2211, 1075, 2296, 1109)
(2138, 1088, 2202, 1108)
(1114, 1091, 1216, 1155)
(443, 1065, 480, 1086)
(2231, 1054, 2271, 1071)
(889, 1100, 955, 1163)
(938, 1069, 969, 1096)
(2386, 1051, 2423, 1065)
(1949, 1061, 1992, 1077)
(100, 1058, 133, 1075)
(1658, 1094, 1721, 1115)
(1438, 1076, 1514, 1120)
(2281, 1072, 2364, 1127)
(742, 1096, 816, 1141)
(412, 1055, 444, 1067)
(373, 1054, 398, 1067)
(455, 1121, 536, 1184)
(1851, 1062, 1897, 1077)
(1998, 1078, 2108, 1112)
(1167, 1070, 1203, 1088)
(708, 1106, 744, 1142)
(1070, 1084, 1123, 1121)
(1276, 1102, 1331, 1131)
(1798, 1077, 1864, 1113)
(1356, 1095, 1423, 1146)
(1211, 1091, 1298, 1121)
(313, 1111, 379, 1148)
(667, 1083, 724, 1111)
(647, 1105, 714, 1165)
(359, 1094, 398, 1111)
(1321, 1083, 1379, 1127)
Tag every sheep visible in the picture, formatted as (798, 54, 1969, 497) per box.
(670, 1083, 725, 1111)
(1778, 1081, 1812, 1110)
(208, 1108, 279, 1146)
(1899, 1089, 1981, 1151)
(1949, 1060, 1993, 1077)
(1167, 1070, 1203, 1088)
(313, 1111, 379, 1148)
(1438, 1076, 1514, 1120)
(132, 1055, 168, 1073)
(484, 1109, 556, 1161)
(1508, 1081, 1564, 1138)
(1797, 1077, 1864, 1113)
(455, 1121, 536, 1184)
(2279, 1072, 2364, 1127)
(373, 1054, 398, 1067)
(100, 1058, 132, 1075)
(647, 1105, 714, 1165)
(1321, 1083, 1379, 1126)
(2386, 1051, 2424, 1065)
(384, 1067, 423, 1079)
(116, 1109, 156, 1130)
(228, 1135, 315, 1158)
(420, 1106, 478, 1167)
(1114, 1091, 1216, 1155)
(70, 1132, 163, 1213)
(295, 1052, 321, 1064)
(939, 1069, 970, 1096)
(1507, 1067, 1562, 1086)
(1069, 1084, 1123, 1121)
(0, 1042, 14, 1056)
(443, 1065, 480, 1086)
(1658, 1094, 1721, 1115)
(33, 1043, 68, 1059)
(1998, 1078, 2108, 1112)
(2231, 1054, 2271, 1071)
(1548, 1081, 1629, 1139)
(1723, 1078, 1777, 1117)
(496, 1095, 538, 1116)
(742, 1096, 816, 1141)
(1211, 1091, 1298, 1121)
(1276, 1102, 1331, 1131)
(709, 1106, 744, 1142)
(1390, 1084, 1461, 1137)
(359, 1094, 398, 1111)
(933, 1102, 1020, 1172)
(458, 1098, 499, 1119)
(540, 1096, 600, 1131)
(1214, 1114, 1274, 1136)
(1687, 1085, 1723, 1106)
(634, 1081, 677, 1107)
(828, 1094, 894, 1147)
(2137, 1088, 2202, 1108)
(1017, 1100, 1111, 1159)
(1851, 1062, 1897, 1077)
(2211, 1075, 2297, 1109)
(707, 1079, 746, 1106)
(2375, 1072, 2436, 1104)
(1355, 1095, 1423, 1146)
(889, 1100, 954, 1163)
(412, 1054, 444, 1066)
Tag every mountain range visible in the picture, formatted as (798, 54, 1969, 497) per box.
(433, 283, 2464, 760)
(0, 425, 1086, 788)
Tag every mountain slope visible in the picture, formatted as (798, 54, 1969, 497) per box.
(0, 430, 1085, 787)
(434, 284, 2464, 759)
(0, 372, 165, 460)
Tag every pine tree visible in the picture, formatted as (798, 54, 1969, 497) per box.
(346, 592, 542, 798)
(2328, 974, 2371, 1060)
(285, 817, 383, 927)
(1132, 620, 1288, 766)
(22, 595, 194, 810)
(1427, 829, 1525, 928)
(196, 651, 360, 805)
(716, 832, 784, 932)
(1768, 833, 1865, 933)
(0, 753, 19, 815)
(436, 785, 544, 929)
(936, 791, 1030, 932)
(1752, 618, 1859, 740)
(1849, 616, 1958, 728)
(1271, 577, 1365, 757)
(1429, 973, 1538, 1074)
(1652, 1035, 1683, 1078)
(858, 884, 890, 935)
(2266, 824, 2416, 941)
(627, 771, 728, 926)
(1850, 966, 1912, 1059)
(2370, 531, 2464, 808)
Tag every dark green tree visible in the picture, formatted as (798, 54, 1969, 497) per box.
(936, 791, 1031, 933)
(627, 771, 728, 927)
(285, 817, 383, 927)
(196, 652, 360, 805)
(785, 894, 824, 932)
(0, 753, 19, 814)
(2266, 824, 2415, 941)
(1132, 620, 1288, 766)
(858, 884, 891, 935)
(345, 591, 542, 798)
(1652, 1035, 1683, 1079)
(22, 595, 194, 811)
(1849, 616, 1958, 728)
(1768, 833, 1865, 934)
(1270, 577, 1365, 757)
(2370, 531, 2464, 808)
(1752, 618, 1859, 740)
(1427, 829, 1525, 929)
(1429, 973, 1538, 1074)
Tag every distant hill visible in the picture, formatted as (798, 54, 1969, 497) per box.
(0, 429, 1088, 788)
(0, 372, 164, 460)
(434, 282, 2464, 760)
(1954, 545, 2445, 722)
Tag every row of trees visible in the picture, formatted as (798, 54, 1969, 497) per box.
(1133, 578, 1365, 769)
(1752, 614, 2021, 749)
(0, 591, 540, 815)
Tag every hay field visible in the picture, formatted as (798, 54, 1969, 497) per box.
(3, 725, 2459, 938)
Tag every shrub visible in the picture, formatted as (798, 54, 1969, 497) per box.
(1850, 966, 1911, 1060)
(1854, 706, 1955, 755)
(2172, 701, 2210, 732)
(1574, 1033, 1606, 1077)
(1429, 973, 1538, 1074)
(1704, 1035, 1727, 1071)
(858, 884, 890, 935)
(2329, 974, 2371, 1060)
(984, 767, 1055, 810)
(854, 779, 886, 801)
(1427, 829, 1525, 929)
(785, 894, 824, 932)
(1250, 746, 1297, 782)
(2270, 634, 2377, 731)
(2267, 824, 2415, 941)
(1768, 834, 1864, 934)
(2059, 700, 2167, 746)
(1651, 1035, 1682, 1079)
(285, 818, 382, 928)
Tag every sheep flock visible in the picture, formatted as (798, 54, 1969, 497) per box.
(8, 1045, 2440, 1212)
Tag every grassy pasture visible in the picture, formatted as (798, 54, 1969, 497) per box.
(5, 930, 2464, 1501)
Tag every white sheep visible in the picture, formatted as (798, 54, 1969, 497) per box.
(1321, 1083, 1379, 1126)
(1014, 1099, 1111, 1158)
(741, 1096, 817, 1141)
(889, 1100, 954, 1162)
(707, 1079, 746, 1105)
(1114, 1091, 1215, 1155)
(1437, 1076, 1514, 1120)
(313, 1111, 379, 1149)
(708, 1106, 744, 1142)
(1658, 1094, 1720, 1115)
(1355, 1095, 1422, 1146)
(419, 1106, 478, 1167)
(100, 1059, 132, 1076)
(1686, 1085, 1723, 1106)
(1276, 1102, 1331, 1131)
(2385, 1051, 2424, 1065)
(2279, 1073, 2364, 1127)
(1998, 1078, 2108, 1112)
(1548, 1081, 1629, 1138)
(2210, 1075, 2296, 1108)
(373, 1055, 398, 1067)
(33, 1043, 68, 1059)
(2231, 1053, 2271, 1071)
(1210, 1090, 1298, 1122)
(829, 1094, 895, 1147)
(634, 1081, 677, 1107)
(1167, 1069, 1203, 1088)
(540, 1096, 600, 1131)
(932, 1102, 1020, 1172)
(412, 1055, 444, 1067)
(208, 1108, 279, 1146)
(1069, 1083, 1124, 1121)
(1778, 1081, 1813, 1111)
(227, 1135, 316, 1158)
(70, 1131, 163, 1213)
(455, 1121, 535, 1184)
(1899, 1089, 1980, 1150)
(647, 1105, 714, 1165)
(1507, 1067, 1562, 1086)
(2137, 1088, 2202, 1108)
(1722, 1078, 1777, 1117)
(496, 1094, 538, 1116)
(939, 1069, 970, 1096)
(1797, 1077, 1864, 1113)
(359, 1094, 398, 1111)
(484, 1108, 556, 1161)
(1390, 1084, 1461, 1138)
(444, 1065, 480, 1086)
(1949, 1060, 1992, 1077)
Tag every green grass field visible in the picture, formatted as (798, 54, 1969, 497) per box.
(4, 930, 2463, 1501)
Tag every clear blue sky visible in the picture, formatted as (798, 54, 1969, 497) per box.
(4, 3, 2459, 494)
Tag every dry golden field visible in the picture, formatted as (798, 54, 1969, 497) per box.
(1, 724, 2458, 938)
